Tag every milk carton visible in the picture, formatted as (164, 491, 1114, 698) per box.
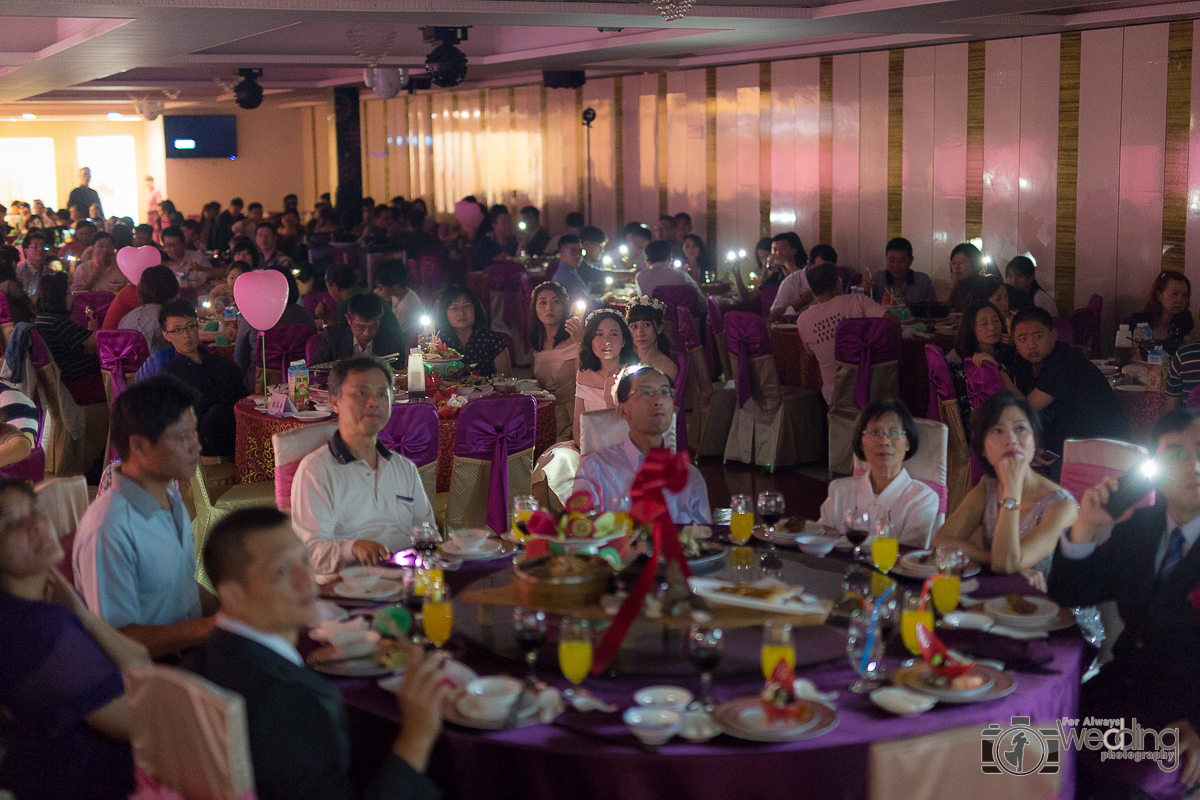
(288, 360, 310, 405)
(1147, 346, 1167, 392)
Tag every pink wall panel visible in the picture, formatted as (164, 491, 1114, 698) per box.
(684, 69, 709, 239)
(716, 63, 761, 256)
(1116, 24, 1169, 322)
(771, 58, 820, 244)
(581, 78, 616, 238)
(1186, 24, 1200, 280)
(638, 87, 659, 223)
(513, 85, 543, 211)
(1017, 35, 1061, 287)
(666, 71, 689, 220)
(902, 46, 936, 279)
(931, 43, 968, 291)
(982, 37, 1022, 267)
(621, 75, 644, 228)
(831, 53, 861, 270)
(858, 50, 890, 276)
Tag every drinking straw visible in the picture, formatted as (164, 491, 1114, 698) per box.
(859, 582, 895, 675)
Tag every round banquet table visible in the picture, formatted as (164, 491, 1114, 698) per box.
(1114, 387, 1173, 442)
(234, 396, 558, 490)
(333, 542, 1087, 800)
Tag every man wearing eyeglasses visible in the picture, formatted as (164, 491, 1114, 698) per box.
(312, 291, 405, 365)
(17, 230, 51, 297)
(157, 298, 248, 457)
(573, 365, 711, 523)
(1050, 408, 1200, 798)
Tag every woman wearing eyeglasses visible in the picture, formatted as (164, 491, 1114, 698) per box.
(819, 399, 939, 547)
(932, 393, 1077, 588)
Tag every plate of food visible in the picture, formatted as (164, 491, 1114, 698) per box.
(687, 577, 825, 616)
(752, 519, 825, 546)
(983, 594, 1062, 629)
(891, 550, 981, 580)
(308, 639, 407, 678)
(330, 578, 404, 601)
(712, 697, 836, 742)
(892, 662, 1015, 703)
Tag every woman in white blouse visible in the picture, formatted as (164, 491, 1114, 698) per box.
(820, 399, 939, 547)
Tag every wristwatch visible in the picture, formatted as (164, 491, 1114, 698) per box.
(1000, 497, 1020, 510)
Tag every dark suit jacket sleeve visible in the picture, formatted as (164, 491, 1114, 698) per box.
(363, 753, 441, 800)
(372, 326, 406, 360)
(1048, 526, 1126, 609)
(248, 683, 355, 800)
(313, 328, 338, 364)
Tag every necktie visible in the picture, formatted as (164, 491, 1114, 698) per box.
(1158, 528, 1186, 587)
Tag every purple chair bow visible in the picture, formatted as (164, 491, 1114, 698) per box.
(301, 290, 334, 319)
(963, 359, 1006, 409)
(70, 291, 114, 330)
(254, 323, 317, 374)
(417, 249, 450, 296)
(0, 293, 12, 323)
(705, 296, 723, 378)
(671, 306, 705, 454)
(378, 402, 439, 467)
(723, 311, 773, 408)
(925, 344, 957, 420)
(652, 285, 703, 321)
(96, 329, 149, 398)
(487, 262, 533, 351)
(0, 445, 44, 482)
(835, 266, 862, 291)
(1068, 294, 1103, 358)
(833, 317, 900, 409)
(759, 284, 779, 317)
(454, 395, 536, 535)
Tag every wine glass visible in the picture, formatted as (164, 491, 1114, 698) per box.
(756, 491, 786, 579)
(760, 619, 795, 681)
(513, 607, 547, 681)
(730, 542, 759, 586)
(410, 522, 440, 597)
(933, 545, 966, 615)
(900, 591, 933, 658)
(511, 496, 538, 542)
(557, 617, 593, 690)
(842, 509, 870, 562)
(870, 515, 898, 574)
(842, 565, 873, 606)
(687, 616, 725, 712)
(421, 576, 453, 649)
(846, 606, 884, 693)
(729, 494, 754, 545)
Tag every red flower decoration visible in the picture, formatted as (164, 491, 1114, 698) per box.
(525, 510, 559, 537)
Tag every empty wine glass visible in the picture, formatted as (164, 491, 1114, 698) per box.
(513, 607, 547, 681)
(846, 605, 884, 693)
(686, 615, 725, 712)
(756, 491, 786, 579)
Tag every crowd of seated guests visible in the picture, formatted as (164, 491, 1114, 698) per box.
(436, 284, 511, 377)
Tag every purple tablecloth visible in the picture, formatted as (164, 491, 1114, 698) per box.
(334, 545, 1087, 800)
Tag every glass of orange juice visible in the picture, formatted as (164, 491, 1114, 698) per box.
(511, 495, 538, 541)
(932, 545, 966, 615)
(870, 517, 899, 573)
(557, 617, 593, 685)
(729, 494, 754, 545)
(760, 619, 795, 680)
(421, 576, 453, 648)
(900, 592, 934, 656)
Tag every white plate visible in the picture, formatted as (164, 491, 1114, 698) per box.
(307, 645, 397, 677)
(871, 687, 937, 717)
(893, 663, 1015, 704)
(751, 520, 824, 546)
(941, 611, 994, 631)
(313, 600, 348, 623)
(377, 660, 478, 693)
(712, 697, 838, 743)
(288, 410, 332, 421)
(909, 669, 995, 701)
(309, 616, 371, 642)
(688, 577, 825, 616)
(332, 578, 404, 601)
(441, 538, 507, 560)
(983, 595, 1061, 628)
(891, 551, 982, 580)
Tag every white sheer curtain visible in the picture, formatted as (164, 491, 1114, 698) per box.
(76, 135, 138, 220)
(0, 137, 58, 210)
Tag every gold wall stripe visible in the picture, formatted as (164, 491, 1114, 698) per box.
(759, 61, 772, 240)
(887, 49, 904, 241)
(576, 87, 586, 212)
(614, 76, 624, 230)
(965, 41, 985, 242)
(1162, 19, 1193, 273)
(382, 98, 391, 202)
(540, 85, 549, 215)
(361, 99, 370, 199)
(478, 89, 487, 205)
(427, 93, 436, 211)
(706, 67, 718, 250)
(1054, 32, 1082, 311)
(658, 72, 669, 218)
(309, 107, 319, 205)
(819, 55, 833, 246)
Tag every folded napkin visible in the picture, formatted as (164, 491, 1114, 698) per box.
(793, 678, 839, 709)
(938, 628, 1057, 674)
(534, 688, 615, 722)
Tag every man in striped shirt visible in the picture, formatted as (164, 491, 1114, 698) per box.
(0, 378, 39, 468)
(1166, 340, 1200, 409)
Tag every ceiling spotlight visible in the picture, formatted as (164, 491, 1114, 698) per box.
(233, 68, 264, 110)
(421, 27, 470, 88)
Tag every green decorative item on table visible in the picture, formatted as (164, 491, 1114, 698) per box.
(372, 605, 412, 638)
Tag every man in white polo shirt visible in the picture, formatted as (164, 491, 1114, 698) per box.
(290, 356, 435, 582)
(797, 262, 898, 405)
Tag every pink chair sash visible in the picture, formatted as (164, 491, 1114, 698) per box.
(963, 359, 1006, 409)
(274, 460, 301, 509)
(833, 317, 900, 409)
(672, 307, 702, 454)
(70, 291, 115, 329)
(131, 767, 257, 800)
(378, 402, 440, 467)
(454, 394, 536, 534)
(925, 344, 956, 419)
(487, 262, 532, 350)
(0, 293, 11, 323)
(0, 444, 44, 482)
(652, 285, 703, 320)
(29, 329, 52, 369)
(1188, 385, 1200, 409)
(759, 283, 779, 317)
(417, 250, 449, 293)
(96, 329, 150, 398)
(255, 323, 317, 374)
(723, 311, 772, 408)
(1060, 461, 1155, 508)
(300, 290, 333, 318)
(705, 295, 723, 378)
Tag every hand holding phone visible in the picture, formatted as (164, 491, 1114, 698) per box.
(1102, 461, 1158, 519)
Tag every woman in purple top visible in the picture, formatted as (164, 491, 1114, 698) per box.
(0, 479, 147, 800)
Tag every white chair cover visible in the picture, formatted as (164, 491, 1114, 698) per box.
(272, 421, 340, 510)
(852, 418, 950, 530)
(723, 351, 823, 471)
(125, 662, 256, 800)
(34, 475, 88, 540)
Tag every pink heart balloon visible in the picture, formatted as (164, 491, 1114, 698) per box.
(233, 269, 289, 331)
(115, 246, 162, 285)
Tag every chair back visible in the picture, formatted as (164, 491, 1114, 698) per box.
(723, 311, 775, 408)
(962, 358, 1006, 410)
(852, 418, 950, 529)
(70, 291, 115, 329)
(1060, 438, 1152, 506)
(836, 266, 862, 291)
(0, 293, 11, 323)
(1054, 316, 1076, 346)
(487, 262, 533, 365)
(450, 394, 537, 533)
(271, 420, 340, 509)
(414, 249, 450, 300)
(705, 296, 725, 379)
(254, 323, 316, 379)
(96, 329, 150, 400)
(579, 408, 676, 455)
(0, 445, 44, 483)
(35, 475, 87, 539)
(652, 284, 703, 320)
(379, 401, 440, 501)
(924, 344, 956, 419)
(673, 305, 711, 454)
(300, 290, 334, 319)
(1067, 293, 1103, 358)
(125, 662, 256, 800)
(305, 333, 323, 364)
(760, 283, 779, 317)
(833, 317, 901, 409)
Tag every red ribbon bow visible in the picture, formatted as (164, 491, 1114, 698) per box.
(592, 448, 694, 674)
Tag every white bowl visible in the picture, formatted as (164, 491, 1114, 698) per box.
(795, 534, 837, 556)
(634, 685, 694, 715)
(329, 629, 380, 658)
(623, 706, 683, 746)
(340, 566, 382, 593)
(449, 529, 490, 552)
(870, 686, 937, 717)
(464, 676, 523, 718)
(680, 710, 720, 742)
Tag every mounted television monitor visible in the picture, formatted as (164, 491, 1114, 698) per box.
(163, 115, 237, 159)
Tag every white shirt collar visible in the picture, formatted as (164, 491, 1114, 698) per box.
(858, 468, 913, 506)
(215, 612, 304, 667)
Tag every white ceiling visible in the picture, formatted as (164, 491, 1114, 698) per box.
(1, 0, 1198, 115)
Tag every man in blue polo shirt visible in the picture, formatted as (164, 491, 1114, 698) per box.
(73, 375, 216, 658)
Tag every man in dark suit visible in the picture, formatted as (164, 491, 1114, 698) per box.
(1049, 408, 1200, 798)
(313, 291, 404, 365)
(187, 507, 447, 800)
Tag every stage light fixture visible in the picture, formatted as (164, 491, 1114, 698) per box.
(234, 68, 264, 110)
(421, 27, 470, 88)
